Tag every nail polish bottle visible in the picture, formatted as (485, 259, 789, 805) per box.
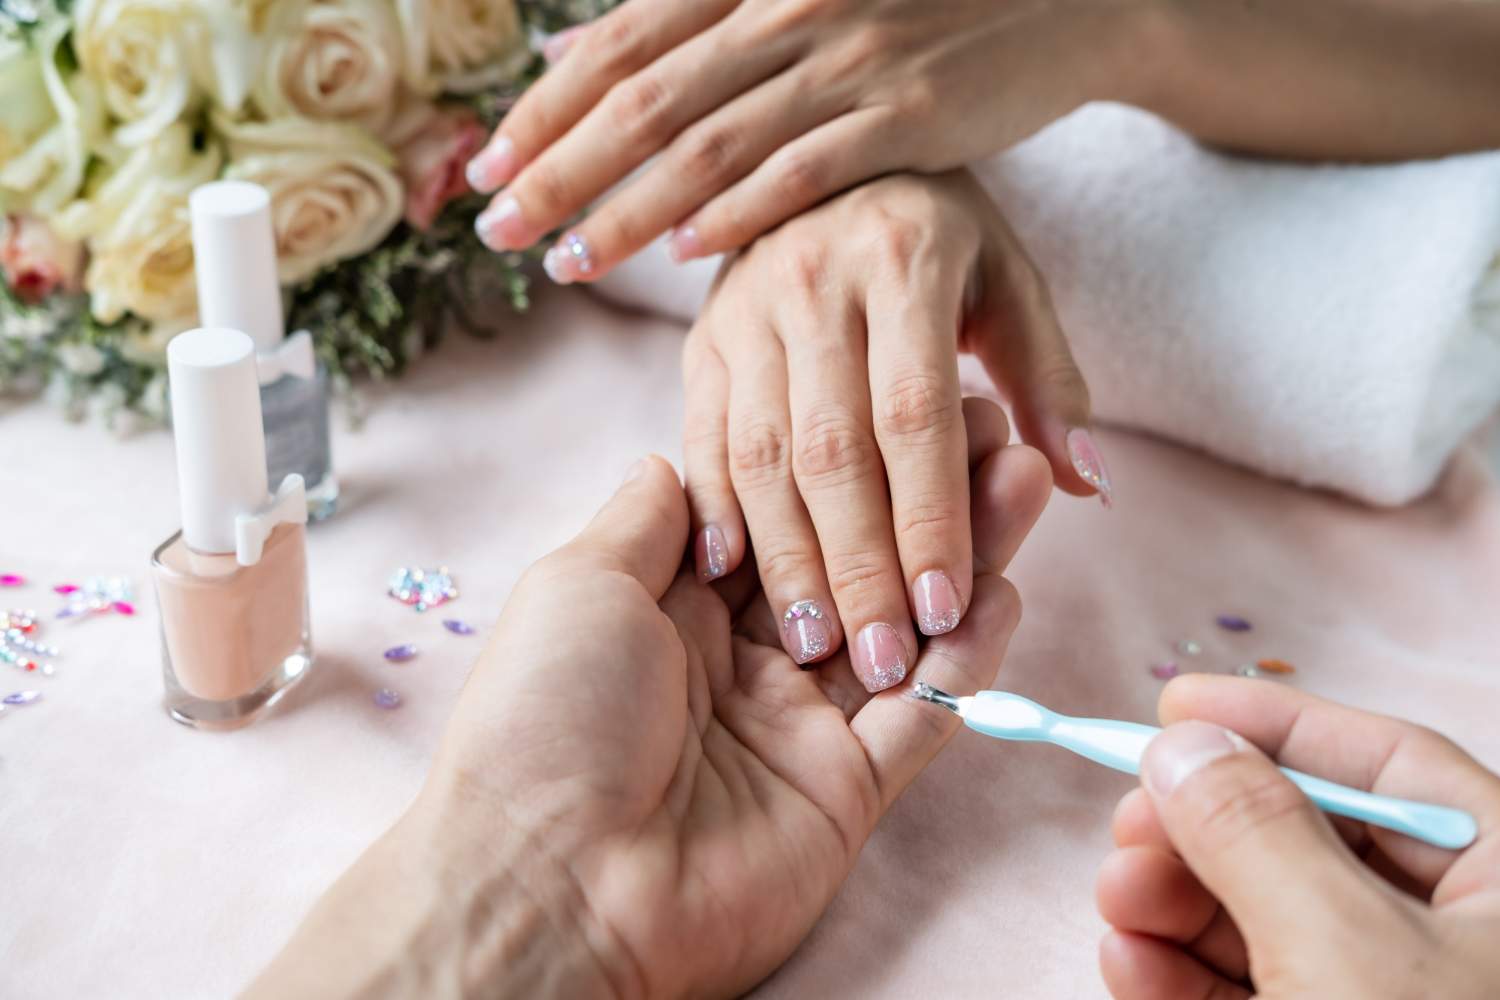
(191, 181, 338, 521)
(151, 327, 313, 729)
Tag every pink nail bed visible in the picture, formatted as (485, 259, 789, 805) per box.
(465, 135, 516, 193)
(543, 232, 594, 284)
(783, 600, 831, 665)
(855, 622, 908, 693)
(695, 524, 728, 581)
(667, 225, 703, 263)
(1066, 427, 1114, 508)
(913, 570, 961, 636)
(474, 195, 524, 250)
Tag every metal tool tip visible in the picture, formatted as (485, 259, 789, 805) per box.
(911, 682, 961, 714)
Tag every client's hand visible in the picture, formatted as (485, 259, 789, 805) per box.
(249, 446, 1051, 999)
(465, 0, 1148, 279)
(1096, 675, 1500, 999)
(683, 170, 1103, 692)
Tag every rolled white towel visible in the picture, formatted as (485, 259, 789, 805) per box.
(592, 103, 1500, 506)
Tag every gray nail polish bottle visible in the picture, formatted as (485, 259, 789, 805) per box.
(190, 181, 338, 521)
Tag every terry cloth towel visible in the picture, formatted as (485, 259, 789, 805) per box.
(593, 102, 1500, 507)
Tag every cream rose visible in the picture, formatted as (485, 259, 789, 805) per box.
(254, 0, 404, 136)
(72, 0, 202, 146)
(56, 123, 221, 324)
(0, 25, 102, 214)
(217, 115, 404, 283)
(394, 0, 525, 95)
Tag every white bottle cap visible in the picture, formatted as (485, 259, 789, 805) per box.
(190, 181, 284, 353)
(168, 328, 307, 563)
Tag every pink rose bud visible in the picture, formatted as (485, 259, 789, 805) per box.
(396, 106, 489, 232)
(1, 215, 84, 304)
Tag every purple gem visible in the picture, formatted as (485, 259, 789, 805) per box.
(3, 690, 41, 705)
(383, 644, 418, 662)
(373, 688, 402, 710)
(1216, 615, 1252, 632)
(442, 619, 475, 635)
(1149, 661, 1179, 680)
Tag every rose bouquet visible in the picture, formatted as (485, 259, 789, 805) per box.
(0, 0, 608, 424)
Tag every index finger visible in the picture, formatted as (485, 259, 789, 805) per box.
(1159, 674, 1500, 897)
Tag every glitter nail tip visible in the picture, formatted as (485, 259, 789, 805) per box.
(1216, 615, 1252, 632)
(3, 690, 40, 705)
(383, 644, 418, 662)
(374, 688, 403, 710)
(1150, 661, 1179, 680)
(442, 619, 475, 635)
(1176, 639, 1203, 656)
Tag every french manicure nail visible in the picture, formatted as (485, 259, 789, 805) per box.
(474, 195, 524, 250)
(666, 224, 703, 264)
(854, 622, 908, 692)
(543, 26, 583, 64)
(1143, 721, 1245, 798)
(695, 524, 728, 582)
(783, 600, 831, 665)
(543, 231, 594, 284)
(465, 135, 516, 193)
(1066, 427, 1114, 508)
(913, 570, 961, 636)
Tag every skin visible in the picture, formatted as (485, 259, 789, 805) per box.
(682, 170, 1096, 691)
(1096, 675, 1500, 999)
(248, 444, 1054, 999)
(470, 0, 1500, 278)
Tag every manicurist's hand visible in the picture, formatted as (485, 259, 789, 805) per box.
(1096, 675, 1500, 999)
(682, 170, 1105, 692)
(467, 0, 1147, 279)
(248, 447, 1051, 999)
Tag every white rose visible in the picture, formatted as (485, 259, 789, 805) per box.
(0, 25, 103, 214)
(217, 115, 404, 283)
(254, 0, 404, 137)
(394, 0, 525, 95)
(56, 123, 221, 324)
(72, 0, 203, 146)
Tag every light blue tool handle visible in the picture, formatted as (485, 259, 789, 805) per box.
(964, 696, 1478, 851)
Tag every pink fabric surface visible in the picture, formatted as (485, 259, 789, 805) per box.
(2, 289, 1498, 998)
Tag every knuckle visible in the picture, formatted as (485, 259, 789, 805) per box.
(524, 162, 572, 216)
(588, 14, 644, 75)
(609, 72, 675, 147)
(893, 495, 959, 538)
(753, 547, 820, 589)
(728, 419, 791, 483)
(775, 244, 828, 300)
(793, 407, 876, 485)
(770, 149, 827, 208)
(822, 553, 888, 599)
(677, 126, 739, 186)
(878, 370, 958, 440)
(1033, 351, 1089, 404)
(863, 209, 928, 272)
(1193, 771, 1310, 852)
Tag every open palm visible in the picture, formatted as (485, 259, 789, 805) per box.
(434, 430, 1050, 997)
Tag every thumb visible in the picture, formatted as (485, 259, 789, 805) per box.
(557, 455, 689, 600)
(1141, 721, 1380, 945)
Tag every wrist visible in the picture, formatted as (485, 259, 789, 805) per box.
(248, 788, 631, 1000)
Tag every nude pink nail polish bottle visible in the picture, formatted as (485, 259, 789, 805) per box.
(151, 327, 313, 730)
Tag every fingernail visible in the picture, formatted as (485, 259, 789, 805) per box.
(623, 458, 649, 483)
(1066, 427, 1114, 508)
(667, 224, 703, 264)
(854, 622, 908, 692)
(465, 136, 516, 193)
(913, 570, 961, 636)
(543, 26, 583, 64)
(1143, 721, 1246, 798)
(695, 524, 728, 582)
(475, 195, 524, 250)
(543, 231, 594, 284)
(782, 600, 831, 665)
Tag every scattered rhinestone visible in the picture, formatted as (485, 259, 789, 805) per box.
(383, 644, 418, 662)
(388, 567, 458, 612)
(442, 619, 475, 635)
(1215, 615, 1252, 632)
(373, 688, 403, 710)
(1150, 661, 1180, 680)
